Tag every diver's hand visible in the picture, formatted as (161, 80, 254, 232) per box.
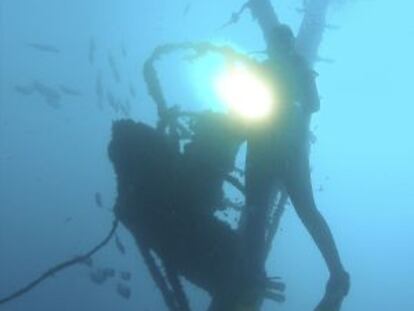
(314, 271, 350, 311)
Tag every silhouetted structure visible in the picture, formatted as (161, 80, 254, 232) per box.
(0, 2, 352, 310)
(241, 23, 349, 311)
(108, 115, 285, 311)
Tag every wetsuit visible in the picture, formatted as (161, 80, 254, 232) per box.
(241, 49, 320, 298)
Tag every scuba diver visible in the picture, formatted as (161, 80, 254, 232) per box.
(238, 24, 350, 311)
(0, 25, 349, 311)
(108, 24, 350, 309)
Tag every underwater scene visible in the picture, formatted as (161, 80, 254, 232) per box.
(1, 0, 413, 310)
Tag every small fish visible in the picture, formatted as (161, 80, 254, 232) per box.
(183, 3, 192, 17)
(120, 100, 131, 117)
(102, 267, 115, 278)
(95, 72, 104, 110)
(27, 43, 60, 54)
(33, 81, 61, 108)
(119, 106, 129, 118)
(121, 43, 127, 57)
(106, 92, 119, 113)
(94, 192, 103, 208)
(128, 84, 136, 98)
(317, 185, 324, 192)
(108, 52, 121, 83)
(115, 234, 126, 255)
(124, 99, 131, 111)
(43, 96, 61, 108)
(89, 269, 107, 284)
(119, 271, 131, 281)
(88, 37, 96, 65)
(295, 7, 306, 14)
(218, 11, 241, 30)
(317, 56, 335, 64)
(309, 131, 317, 144)
(0, 153, 14, 161)
(64, 217, 72, 224)
(14, 85, 35, 95)
(116, 283, 131, 299)
(59, 85, 82, 96)
(325, 24, 341, 31)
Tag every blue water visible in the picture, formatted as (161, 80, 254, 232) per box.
(1, 0, 413, 310)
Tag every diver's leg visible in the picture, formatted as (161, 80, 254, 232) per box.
(284, 148, 350, 311)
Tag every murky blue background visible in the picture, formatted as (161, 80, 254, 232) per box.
(1, 0, 413, 310)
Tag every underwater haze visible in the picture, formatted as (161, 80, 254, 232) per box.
(1, 0, 414, 310)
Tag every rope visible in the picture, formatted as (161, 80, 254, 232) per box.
(0, 219, 119, 305)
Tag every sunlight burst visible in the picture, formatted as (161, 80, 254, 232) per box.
(215, 63, 276, 120)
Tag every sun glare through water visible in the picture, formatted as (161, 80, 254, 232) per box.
(215, 63, 276, 121)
